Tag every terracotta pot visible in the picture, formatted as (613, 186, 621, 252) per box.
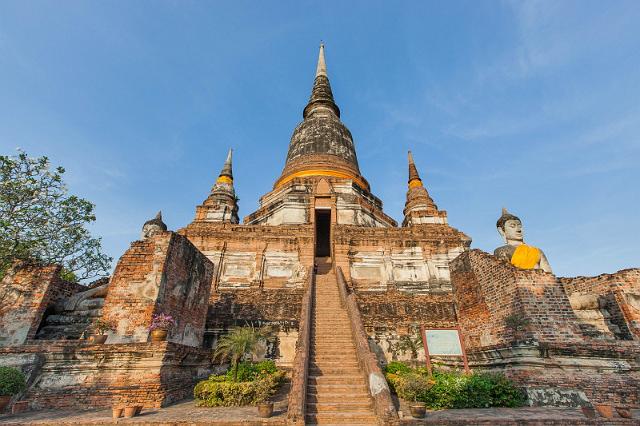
(595, 404, 614, 418)
(150, 329, 168, 342)
(0, 395, 11, 413)
(409, 403, 426, 419)
(616, 407, 633, 419)
(112, 407, 123, 419)
(581, 406, 596, 419)
(90, 334, 108, 344)
(124, 406, 137, 418)
(257, 402, 273, 418)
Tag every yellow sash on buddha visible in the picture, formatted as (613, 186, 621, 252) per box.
(510, 244, 541, 270)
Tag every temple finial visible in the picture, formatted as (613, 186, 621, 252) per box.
(502, 207, 508, 215)
(408, 150, 422, 186)
(218, 148, 233, 180)
(155, 211, 162, 220)
(316, 42, 327, 78)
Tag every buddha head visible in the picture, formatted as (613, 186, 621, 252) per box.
(496, 208, 523, 246)
(141, 211, 168, 240)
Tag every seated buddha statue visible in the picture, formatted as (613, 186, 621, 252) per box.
(494, 208, 552, 273)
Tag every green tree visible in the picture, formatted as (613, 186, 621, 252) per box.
(0, 150, 112, 282)
(213, 326, 273, 381)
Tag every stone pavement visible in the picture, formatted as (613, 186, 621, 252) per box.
(1, 401, 639, 425)
(399, 406, 640, 425)
(0, 399, 287, 426)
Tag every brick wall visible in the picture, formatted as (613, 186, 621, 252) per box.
(0, 262, 83, 347)
(450, 249, 583, 349)
(0, 341, 210, 410)
(101, 232, 213, 347)
(560, 269, 640, 339)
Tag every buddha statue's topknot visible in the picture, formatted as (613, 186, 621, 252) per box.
(496, 207, 520, 230)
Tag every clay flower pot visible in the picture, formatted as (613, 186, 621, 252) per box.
(150, 329, 168, 342)
(595, 404, 614, 418)
(124, 406, 137, 418)
(0, 395, 11, 413)
(257, 402, 274, 418)
(90, 334, 108, 344)
(409, 403, 426, 418)
(112, 407, 123, 419)
(581, 406, 596, 419)
(615, 407, 633, 419)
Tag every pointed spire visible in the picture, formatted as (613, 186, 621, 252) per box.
(303, 43, 340, 119)
(155, 211, 162, 221)
(143, 210, 167, 231)
(216, 148, 233, 183)
(316, 43, 327, 77)
(408, 150, 423, 188)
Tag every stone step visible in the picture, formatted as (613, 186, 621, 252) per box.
(305, 412, 378, 424)
(308, 375, 366, 385)
(306, 401, 373, 413)
(306, 393, 371, 403)
(307, 383, 370, 394)
(309, 367, 363, 376)
(310, 362, 360, 370)
(77, 297, 105, 310)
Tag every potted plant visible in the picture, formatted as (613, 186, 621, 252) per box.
(89, 319, 114, 344)
(255, 376, 275, 418)
(401, 373, 431, 418)
(149, 313, 176, 342)
(212, 325, 274, 381)
(0, 367, 26, 412)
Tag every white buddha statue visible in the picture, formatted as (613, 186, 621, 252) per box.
(494, 208, 552, 273)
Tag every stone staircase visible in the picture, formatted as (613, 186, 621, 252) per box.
(306, 258, 377, 425)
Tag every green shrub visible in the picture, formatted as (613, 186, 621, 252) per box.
(226, 360, 278, 382)
(0, 367, 26, 396)
(384, 361, 412, 375)
(194, 371, 284, 407)
(384, 366, 525, 410)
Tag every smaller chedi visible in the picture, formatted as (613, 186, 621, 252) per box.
(494, 208, 552, 273)
(141, 211, 168, 240)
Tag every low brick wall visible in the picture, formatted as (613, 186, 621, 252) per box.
(0, 341, 210, 410)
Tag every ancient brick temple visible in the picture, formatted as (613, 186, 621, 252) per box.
(1, 45, 639, 423)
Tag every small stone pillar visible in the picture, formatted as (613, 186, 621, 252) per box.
(450, 249, 583, 350)
(0, 263, 82, 347)
(101, 232, 213, 346)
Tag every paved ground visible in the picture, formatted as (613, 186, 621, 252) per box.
(0, 398, 287, 425)
(2, 398, 638, 425)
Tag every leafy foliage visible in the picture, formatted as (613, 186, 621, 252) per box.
(91, 319, 115, 335)
(212, 326, 274, 381)
(384, 361, 413, 375)
(193, 362, 284, 407)
(0, 367, 26, 396)
(225, 360, 278, 382)
(384, 362, 526, 409)
(504, 313, 531, 335)
(389, 334, 423, 360)
(0, 151, 111, 281)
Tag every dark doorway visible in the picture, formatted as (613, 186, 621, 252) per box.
(315, 210, 331, 257)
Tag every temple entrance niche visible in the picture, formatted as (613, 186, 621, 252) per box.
(315, 209, 331, 257)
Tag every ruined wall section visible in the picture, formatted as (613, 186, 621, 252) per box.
(559, 269, 640, 340)
(450, 249, 583, 349)
(333, 224, 469, 364)
(179, 222, 315, 365)
(101, 232, 213, 347)
(243, 176, 396, 227)
(0, 263, 83, 347)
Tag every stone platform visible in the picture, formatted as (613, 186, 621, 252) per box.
(2, 404, 638, 425)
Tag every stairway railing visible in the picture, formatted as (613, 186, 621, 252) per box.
(286, 266, 314, 425)
(336, 266, 399, 425)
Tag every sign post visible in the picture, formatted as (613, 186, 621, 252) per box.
(420, 326, 470, 374)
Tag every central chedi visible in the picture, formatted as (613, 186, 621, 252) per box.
(245, 44, 396, 227)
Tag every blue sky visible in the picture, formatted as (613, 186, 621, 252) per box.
(0, 1, 638, 277)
